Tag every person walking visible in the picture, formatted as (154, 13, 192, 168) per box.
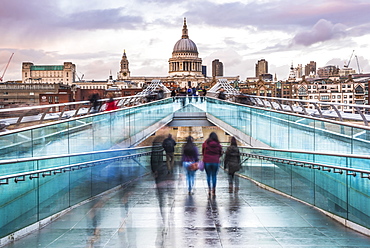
(202, 132, 222, 196)
(105, 93, 118, 111)
(162, 134, 177, 174)
(171, 89, 177, 100)
(182, 136, 199, 194)
(89, 93, 100, 113)
(224, 136, 241, 193)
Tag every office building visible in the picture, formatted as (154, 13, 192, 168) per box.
(212, 59, 223, 77)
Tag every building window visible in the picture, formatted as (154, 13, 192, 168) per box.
(55, 96, 59, 103)
(298, 86, 307, 95)
(48, 96, 53, 104)
(337, 95, 341, 99)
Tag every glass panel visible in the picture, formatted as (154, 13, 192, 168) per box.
(0, 130, 33, 160)
(274, 161, 292, 195)
(0, 179, 38, 238)
(38, 172, 70, 219)
(32, 123, 69, 157)
(314, 171, 347, 219)
(92, 114, 111, 150)
(69, 167, 92, 206)
(68, 117, 94, 154)
(291, 165, 315, 204)
(352, 127, 370, 156)
(348, 174, 370, 228)
(0, 160, 36, 176)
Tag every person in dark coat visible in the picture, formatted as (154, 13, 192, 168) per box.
(202, 132, 222, 196)
(89, 93, 100, 113)
(218, 88, 226, 100)
(224, 136, 241, 193)
(162, 134, 177, 173)
(171, 89, 177, 100)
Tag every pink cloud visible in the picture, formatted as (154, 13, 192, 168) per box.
(291, 19, 347, 46)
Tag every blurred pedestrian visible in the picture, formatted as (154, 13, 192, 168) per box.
(182, 136, 199, 194)
(224, 136, 241, 193)
(157, 87, 164, 100)
(178, 88, 187, 107)
(202, 132, 222, 196)
(171, 89, 177, 100)
(89, 93, 100, 113)
(218, 88, 226, 100)
(162, 134, 177, 174)
(105, 93, 118, 111)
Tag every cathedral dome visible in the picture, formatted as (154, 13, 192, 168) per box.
(172, 18, 198, 54)
(173, 38, 198, 53)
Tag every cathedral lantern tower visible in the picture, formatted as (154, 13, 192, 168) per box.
(168, 18, 203, 77)
(118, 50, 130, 80)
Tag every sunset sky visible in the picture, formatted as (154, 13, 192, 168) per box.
(1, 0, 370, 82)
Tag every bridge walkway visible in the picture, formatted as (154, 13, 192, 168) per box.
(5, 160, 370, 248)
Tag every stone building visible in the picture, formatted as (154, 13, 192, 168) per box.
(22, 62, 76, 85)
(241, 74, 369, 114)
(0, 82, 71, 108)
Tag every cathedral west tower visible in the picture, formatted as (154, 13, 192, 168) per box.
(118, 50, 130, 80)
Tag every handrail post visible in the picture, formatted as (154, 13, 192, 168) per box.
(354, 106, 369, 126)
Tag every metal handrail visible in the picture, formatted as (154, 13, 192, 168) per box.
(236, 146, 370, 180)
(0, 147, 154, 185)
(242, 152, 370, 180)
(238, 94, 370, 126)
(0, 146, 152, 165)
(0, 94, 157, 129)
(237, 146, 370, 159)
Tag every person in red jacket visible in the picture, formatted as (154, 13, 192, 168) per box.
(202, 132, 222, 196)
(105, 93, 118, 111)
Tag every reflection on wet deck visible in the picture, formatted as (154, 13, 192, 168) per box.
(5, 162, 370, 248)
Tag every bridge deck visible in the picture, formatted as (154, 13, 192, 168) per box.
(5, 161, 370, 248)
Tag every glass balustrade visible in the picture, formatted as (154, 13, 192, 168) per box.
(206, 98, 370, 155)
(0, 98, 173, 160)
(1, 96, 370, 239)
(0, 147, 152, 239)
(235, 147, 370, 229)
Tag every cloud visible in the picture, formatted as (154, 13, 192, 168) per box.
(291, 19, 347, 46)
(0, 1, 144, 37)
(62, 8, 143, 30)
(184, 0, 370, 31)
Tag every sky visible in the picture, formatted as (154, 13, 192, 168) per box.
(1, 0, 370, 82)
